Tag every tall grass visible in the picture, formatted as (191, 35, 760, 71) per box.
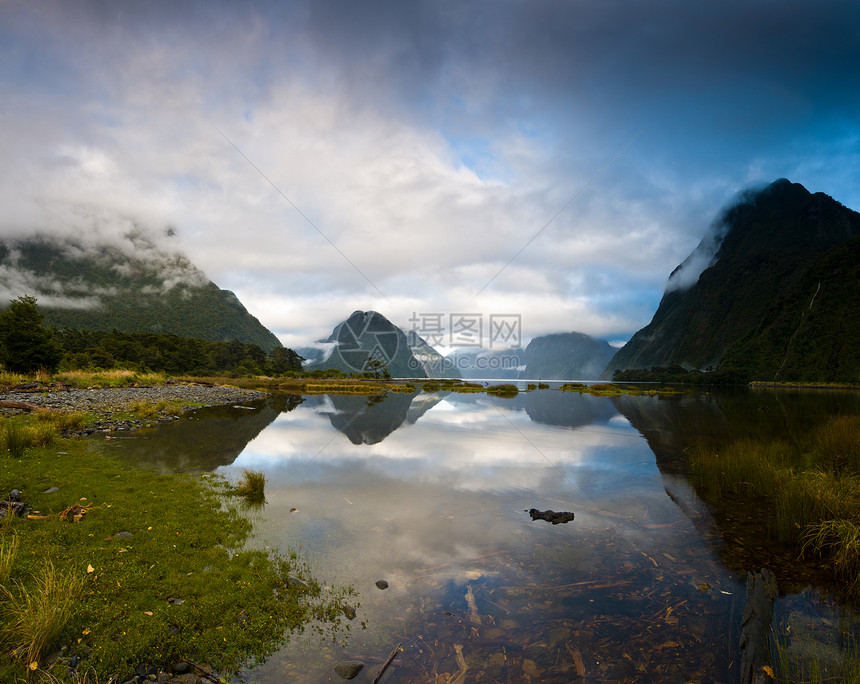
(34, 409, 87, 433)
(3, 421, 27, 457)
(689, 415, 860, 596)
(235, 469, 267, 505)
(0, 533, 18, 587)
(1, 561, 84, 668)
(772, 623, 860, 683)
(52, 369, 167, 387)
(1, 420, 57, 456)
(812, 415, 860, 473)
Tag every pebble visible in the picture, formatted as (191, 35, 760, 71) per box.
(375, 579, 389, 590)
(0, 384, 267, 434)
(334, 661, 364, 680)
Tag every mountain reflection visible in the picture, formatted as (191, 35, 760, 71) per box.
(104, 394, 301, 472)
(319, 391, 444, 444)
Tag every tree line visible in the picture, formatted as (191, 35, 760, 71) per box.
(0, 296, 302, 376)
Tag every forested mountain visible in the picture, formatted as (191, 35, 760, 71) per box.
(604, 179, 860, 382)
(308, 310, 459, 378)
(0, 234, 281, 351)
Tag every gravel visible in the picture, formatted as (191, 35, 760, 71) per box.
(0, 382, 268, 432)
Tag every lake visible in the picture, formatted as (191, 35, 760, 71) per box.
(106, 387, 860, 683)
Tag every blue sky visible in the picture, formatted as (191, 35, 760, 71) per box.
(1, 0, 859, 350)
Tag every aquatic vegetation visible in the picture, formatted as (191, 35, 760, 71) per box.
(772, 618, 860, 683)
(235, 468, 267, 505)
(559, 382, 680, 397)
(486, 383, 519, 396)
(689, 415, 860, 596)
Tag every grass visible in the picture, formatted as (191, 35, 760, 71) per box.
(771, 620, 860, 683)
(0, 417, 355, 681)
(234, 469, 267, 506)
(0, 369, 168, 390)
(559, 382, 683, 397)
(1, 412, 94, 456)
(0, 533, 18, 586)
(689, 415, 860, 597)
(2, 561, 84, 669)
(486, 383, 519, 396)
(2, 419, 57, 457)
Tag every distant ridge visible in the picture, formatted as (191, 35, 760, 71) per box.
(0, 233, 282, 351)
(604, 179, 860, 382)
(523, 332, 614, 380)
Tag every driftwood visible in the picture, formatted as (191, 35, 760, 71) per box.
(0, 400, 42, 412)
(0, 500, 25, 518)
(740, 568, 777, 684)
(370, 642, 402, 683)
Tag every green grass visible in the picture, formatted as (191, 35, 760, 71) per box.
(689, 415, 860, 596)
(2, 560, 83, 670)
(558, 382, 681, 397)
(0, 423, 355, 681)
(486, 383, 519, 396)
(0, 533, 18, 586)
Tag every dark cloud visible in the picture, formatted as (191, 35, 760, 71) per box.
(1, 0, 859, 346)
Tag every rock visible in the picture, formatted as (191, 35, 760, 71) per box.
(528, 508, 575, 524)
(375, 579, 389, 590)
(334, 660, 364, 680)
(156, 673, 171, 684)
(287, 575, 311, 589)
(44, 487, 60, 494)
(9, 489, 21, 501)
(172, 661, 190, 674)
(174, 675, 201, 684)
(343, 604, 357, 620)
(115, 531, 134, 538)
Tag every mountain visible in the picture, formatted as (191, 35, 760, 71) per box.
(604, 179, 860, 382)
(0, 233, 282, 351)
(308, 310, 460, 378)
(523, 332, 615, 380)
(444, 348, 525, 379)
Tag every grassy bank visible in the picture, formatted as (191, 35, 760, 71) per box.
(559, 382, 684, 397)
(0, 412, 354, 681)
(689, 415, 860, 594)
(0, 369, 169, 390)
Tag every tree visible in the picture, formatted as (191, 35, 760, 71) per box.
(0, 295, 63, 373)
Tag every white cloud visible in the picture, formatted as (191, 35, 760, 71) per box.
(1, 0, 859, 349)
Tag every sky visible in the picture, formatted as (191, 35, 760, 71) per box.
(1, 0, 859, 352)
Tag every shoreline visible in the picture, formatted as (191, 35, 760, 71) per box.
(0, 381, 268, 434)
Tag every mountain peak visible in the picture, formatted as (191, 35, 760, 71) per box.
(0, 232, 282, 351)
(604, 180, 860, 381)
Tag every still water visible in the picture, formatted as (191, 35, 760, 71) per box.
(109, 388, 860, 683)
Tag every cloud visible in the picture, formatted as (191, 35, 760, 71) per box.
(1, 0, 859, 348)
